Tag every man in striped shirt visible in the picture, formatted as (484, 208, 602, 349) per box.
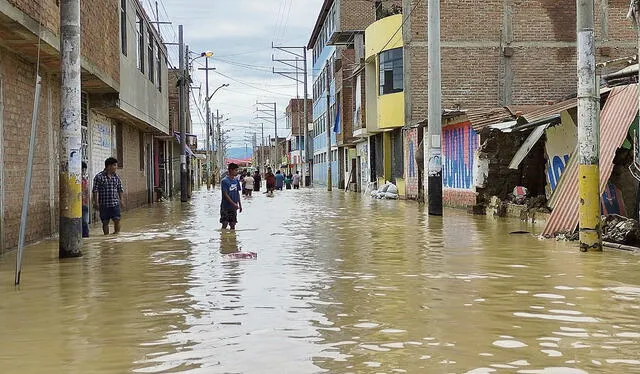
(92, 157, 124, 235)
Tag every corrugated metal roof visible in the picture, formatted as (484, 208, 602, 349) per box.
(541, 84, 639, 237)
(522, 98, 578, 123)
(468, 108, 513, 131)
(506, 105, 544, 116)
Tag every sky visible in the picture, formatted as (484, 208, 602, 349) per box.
(144, 0, 324, 152)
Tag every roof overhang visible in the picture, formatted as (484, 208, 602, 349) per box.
(328, 30, 363, 46)
(91, 93, 170, 135)
(307, 0, 334, 49)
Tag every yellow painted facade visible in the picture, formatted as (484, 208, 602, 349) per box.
(364, 14, 405, 186)
(365, 14, 403, 60)
(364, 14, 404, 132)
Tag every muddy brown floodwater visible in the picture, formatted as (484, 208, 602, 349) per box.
(2, 188, 640, 373)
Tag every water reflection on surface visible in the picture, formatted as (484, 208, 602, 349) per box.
(1, 189, 640, 373)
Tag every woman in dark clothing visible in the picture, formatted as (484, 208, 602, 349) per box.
(253, 170, 261, 192)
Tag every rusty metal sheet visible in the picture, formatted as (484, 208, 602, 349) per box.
(468, 108, 513, 131)
(522, 98, 578, 123)
(542, 84, 639, 237)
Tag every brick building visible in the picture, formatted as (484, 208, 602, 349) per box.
(285, 98, 312, 182)
(0, 0, 169, 253)
(308, 0, 402, 189)
(398, 0, 637, 201)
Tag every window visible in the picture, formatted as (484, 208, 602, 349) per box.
(139, 131, 145, 171)
(156, 42, 162, 91)
(379, 47, 403, 95)
(136, 13, 144, 73)
(120, 0, 127, 55)
(148, 27, 155, 82)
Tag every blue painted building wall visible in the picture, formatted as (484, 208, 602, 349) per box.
(311, 38, 338, 186)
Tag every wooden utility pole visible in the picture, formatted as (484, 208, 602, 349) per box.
(59, 0, 83, 258)
(577, 0, 602, 251)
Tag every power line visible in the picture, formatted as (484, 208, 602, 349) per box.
(213, 70, 294, 98)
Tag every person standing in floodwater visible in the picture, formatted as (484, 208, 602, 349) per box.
(243, 172, 254, 197)
(285, 172, 293, 190)
(275, 170, 285, 191)
(265, 167, 276, 195)
(92, 157, 124, 235)
(253, 170, 261, 192)
(220, 163, 242, 230)
(292, 171, 301, 189)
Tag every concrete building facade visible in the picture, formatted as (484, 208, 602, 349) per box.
(0, 0, 168, 253)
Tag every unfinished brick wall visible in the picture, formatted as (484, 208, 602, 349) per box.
(286, 98, 312, 136)
(340, 0, 403, 31)
(7, 0, 120, 85)
(6, 0, 59, 34)
(81, 0, 120, 84)
(403, 0, 637, 126)
(0, 50, 59, 250)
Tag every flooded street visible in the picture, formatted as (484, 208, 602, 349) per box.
(2, 189, 640, 373)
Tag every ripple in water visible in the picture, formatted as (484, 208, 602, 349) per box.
(492, 340, 528, 348)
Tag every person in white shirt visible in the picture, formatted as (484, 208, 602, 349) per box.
(292, 171, 301, 189)
(243, 174, 255, 197)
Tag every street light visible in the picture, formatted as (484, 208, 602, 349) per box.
(190, 51, 227, 188)
(207, 83, 229, 103)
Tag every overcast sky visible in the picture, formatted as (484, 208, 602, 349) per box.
(146, 0, 324, 150)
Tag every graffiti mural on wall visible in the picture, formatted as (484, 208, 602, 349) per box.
(544, 111, 577, 197)
(443, 122, 478, 190)
(404, 128, 419, 198)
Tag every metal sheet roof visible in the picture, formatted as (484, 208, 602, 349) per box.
(541, 84, 639, 237)
(468, 108, 514, 131)
(522, 98, 578, 123)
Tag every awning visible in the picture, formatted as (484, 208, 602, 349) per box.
(173, 133, 195, 157)
(542, 83, 639, 237)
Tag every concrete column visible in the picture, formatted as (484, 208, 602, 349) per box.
(59, 0, 83, 258)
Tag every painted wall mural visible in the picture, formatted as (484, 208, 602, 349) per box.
(544, 111, 577, 197)
(404, 128, 419, 198)
(443, 122, 478, 190)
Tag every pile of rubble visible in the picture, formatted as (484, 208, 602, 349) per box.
(556, 214, 640, 248)
(602, 214, 640, 247)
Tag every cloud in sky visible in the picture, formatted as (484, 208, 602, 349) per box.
(149, 0, 324, 148)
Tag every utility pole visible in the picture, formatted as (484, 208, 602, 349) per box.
(217, 109, 223, 171)
(577, 0, 602, 251)
(178, 26, 188, 202)
(204, 57, 211, 188)
(256, 102, 278, 170)
(59, 0, 83, 259)
(427, 0, 443, 216)
(185, 45, 192, 198)
(326, 70, 332, 191)
(197, 55, 216, 189)
(261, 123, 265, 169)
(151, 1, 171, 32)
(272, 44, 310, 186)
